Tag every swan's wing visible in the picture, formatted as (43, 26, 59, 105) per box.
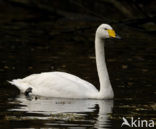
(53, 72, 95, 88)
(10, 72, 98, 98)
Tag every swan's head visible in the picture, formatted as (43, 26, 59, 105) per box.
(96, 24, 120, 39)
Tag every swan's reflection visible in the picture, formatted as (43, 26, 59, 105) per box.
(10, 95, 113, 129)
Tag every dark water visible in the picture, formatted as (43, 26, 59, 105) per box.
(0, 2, 156, 129)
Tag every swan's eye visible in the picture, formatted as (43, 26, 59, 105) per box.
(104, 28, 108, 30)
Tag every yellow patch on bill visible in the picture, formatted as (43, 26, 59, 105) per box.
(107, 29, 116, 38)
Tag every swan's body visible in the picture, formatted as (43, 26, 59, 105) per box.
(10, 72, 99, 98)
(9, 24, 119, 99)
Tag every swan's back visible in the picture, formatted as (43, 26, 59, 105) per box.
(10, 72, 98, 98)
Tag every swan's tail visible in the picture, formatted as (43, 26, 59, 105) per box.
(8, 79, 31, 93)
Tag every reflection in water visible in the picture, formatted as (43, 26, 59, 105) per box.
(9, 95, 113, 128)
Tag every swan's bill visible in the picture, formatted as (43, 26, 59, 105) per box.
(107, 29, 121, 39)
(107, 29, 116, 38)
(115, 34, 121, 39)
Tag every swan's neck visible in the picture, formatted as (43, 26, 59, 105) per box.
(95, 35, 114, 99)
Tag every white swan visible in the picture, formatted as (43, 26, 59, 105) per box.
(9, 24, 119, 99)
